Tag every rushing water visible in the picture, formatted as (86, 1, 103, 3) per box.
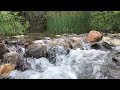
(7, 40, 115, 79)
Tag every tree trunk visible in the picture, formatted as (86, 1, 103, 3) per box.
(19, 11, 47, 33)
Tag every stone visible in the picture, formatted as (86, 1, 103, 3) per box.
(24, 43, 48, 59)
(101, 36, 111, 44)
(2, 52, 21, 65)
(91, 42, 112, 50)
(33, 40, 45, 44)
(86, 30, 103, 43)
(0, 63, 15, 78)
(102, 42, 112, 50)
(0, 43, 10, 59)
(15, 59, 32, 71)
(57, 38, 72, 49)
(48, 38, 72, 49)
(68, 37, 83, 49)
(112, 52, 120, 66)
(91, 43, 101, 50)
(110, 39, 120, 46)
(46, 46, 68, 64)
(12, 35, 24, 39)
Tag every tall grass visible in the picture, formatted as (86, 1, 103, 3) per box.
(46, 11, 91, 34)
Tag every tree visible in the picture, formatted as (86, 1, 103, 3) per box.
(19, 11, 47, 33)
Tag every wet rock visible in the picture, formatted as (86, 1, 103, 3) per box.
(102, 42, 112, 50)
(44, 37, 51, 40)
(0, 63, 15, 78)
(47, 46, 69, 64)
(15, 59, 32, 71)
(32, 57, 50, 72)
(86, 30, 103, 43)
(56, 35, 61, 37)
(54, 38, 71, 49)
(24, 43, 48, 59)
(1, 46, 25, 65)
(56, 38, 72, 49)
(69, 37, 81, 43)
(112, 52, 120, 66)
(91, 43, 101, 50)
(101, 36, 111, 44)
(33, 40, 45, 44)
(48, 38, 72, 49)
(110, 39, 120, 46)
(103, 64, 120, 79)
(5, 40, 24, 46)
(68, 37, 83, 49)
(12, 35, 24, 39)
(91, 42, 112, 50)
(44, 39, 54, 46)
(2, 52, 21, 65)
(0, 43, 10, 59)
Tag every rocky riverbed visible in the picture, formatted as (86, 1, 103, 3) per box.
(0, 30, 120, 79)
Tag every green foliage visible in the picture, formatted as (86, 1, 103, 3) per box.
(0, 11, 29, 36)
(1, 11, 120, 36)
(47, 11, 120, 34)
(46, 11, 91, 34)
(90, 11, 120, 32)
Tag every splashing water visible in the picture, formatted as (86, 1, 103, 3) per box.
(8, 46, 112, 79)
(7, 37, 119, 79)
(80, 38, 91, 50)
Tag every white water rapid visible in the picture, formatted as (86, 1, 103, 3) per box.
(7, 41, 114, 79)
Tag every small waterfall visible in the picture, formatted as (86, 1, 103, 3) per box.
(3, 36, 119, 79)
(8, 47, 112, 79)
(80, 38, 91, 50)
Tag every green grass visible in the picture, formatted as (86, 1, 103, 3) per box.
(46, 11, 91, 35)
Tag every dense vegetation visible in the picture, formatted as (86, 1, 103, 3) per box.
(90, 11, 120, 33)
(0, 11, 120, 36)
(47, 11, 91, 34)
(0, 11, 29, 36)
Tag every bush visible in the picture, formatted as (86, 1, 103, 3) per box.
(0, 11, 29, 36)
(90, 11, 120, 33)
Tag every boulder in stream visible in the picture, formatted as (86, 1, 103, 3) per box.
(24, 43, 48, 59)
(0, 63, 15, 78)
(110, 39, 120, 46)
(112, 52, 120, 66)
(0, 43, 10, 59)
(86, 30, 103, 43)
(47, 46, 69, 64)
(91, 42, 112, 51)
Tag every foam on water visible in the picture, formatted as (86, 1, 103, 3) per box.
(9, 47, 111, 79)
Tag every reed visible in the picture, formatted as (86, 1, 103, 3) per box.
(46, 11, 91, 34)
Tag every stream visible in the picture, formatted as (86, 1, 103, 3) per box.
(1, 33, 120, 79)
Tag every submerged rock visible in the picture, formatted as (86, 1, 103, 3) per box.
(47, 46, 69, 64)
(112, 52, 120, 66)
(15, 59, 32, 71)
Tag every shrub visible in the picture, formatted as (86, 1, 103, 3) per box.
(0, 11, 29, 36)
